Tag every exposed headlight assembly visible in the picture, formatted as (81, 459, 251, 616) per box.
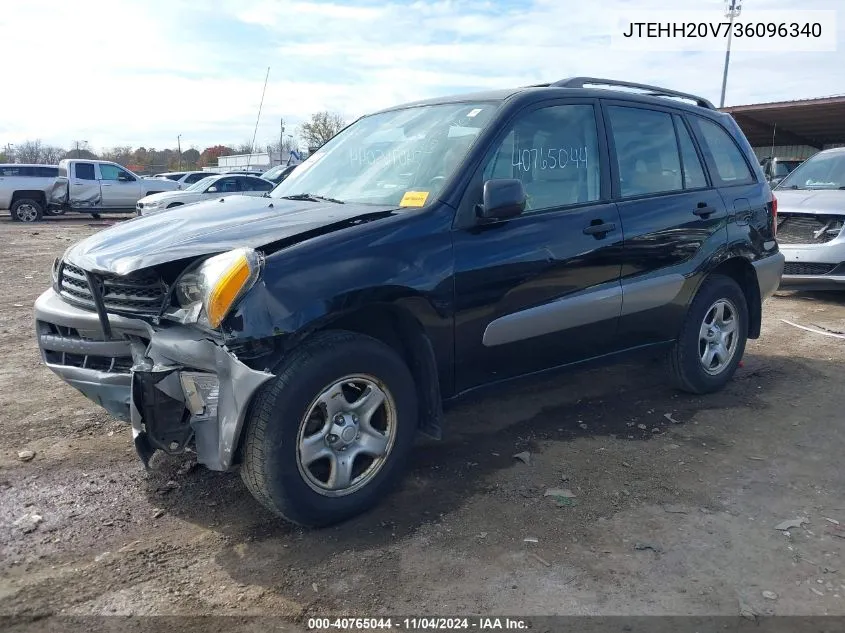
(169, 247, 262, 328)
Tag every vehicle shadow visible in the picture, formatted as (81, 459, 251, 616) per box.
(139, 348, 817, 590)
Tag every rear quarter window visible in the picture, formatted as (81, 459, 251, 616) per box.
(693, 117, 755, 186)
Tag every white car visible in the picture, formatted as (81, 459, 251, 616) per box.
(136, 174, 275, 215)
(147, 171, 209, 189)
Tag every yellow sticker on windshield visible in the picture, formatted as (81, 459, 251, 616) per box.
(399, 191, 429, 207)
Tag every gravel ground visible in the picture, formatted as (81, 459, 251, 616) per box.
(1, 213, 844, 630)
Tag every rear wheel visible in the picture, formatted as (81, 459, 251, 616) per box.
(11, 198, 43, 222)
(240, 330, 418, 527)
(668, 274, 748, 394)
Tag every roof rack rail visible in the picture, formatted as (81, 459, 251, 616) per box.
(551, 77, 715, 110)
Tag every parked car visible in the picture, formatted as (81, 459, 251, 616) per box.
(46, 160, 180, 221)
(136, 174, 275, 215)
(0, 163, 67, 221)
(34, 77, 782, 526)
(760, 156, 804, 186)
(774, 147, 845, 290)
(261, 164, 298, 186)
(148, 171, 209, 189)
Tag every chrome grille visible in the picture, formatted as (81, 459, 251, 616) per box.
(776, 214, 844, 245)
(59, 261, 165, 317)
(782, 262, 837, 276)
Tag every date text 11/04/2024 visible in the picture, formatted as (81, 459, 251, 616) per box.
(306, 617, 529, 630)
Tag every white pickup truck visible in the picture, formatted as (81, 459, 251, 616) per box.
(45, 159, 180, 222)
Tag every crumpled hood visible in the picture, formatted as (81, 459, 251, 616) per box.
(64, 196, 395, 275)
(774, 188, 845, 216)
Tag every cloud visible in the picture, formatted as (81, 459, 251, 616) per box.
(0, 0, 842, 152)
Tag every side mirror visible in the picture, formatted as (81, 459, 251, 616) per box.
(479, 179, 526, 221)
(207, 186, 218, 193)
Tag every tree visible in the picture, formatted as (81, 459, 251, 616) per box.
(62, 148, 98, 160)
(299, 111, 346, 151)
(12, 139, 67, 164)
(235, 141, 255, 155)
(101, 145, 134, 166)
(199, 145, 235, 167)
(182, 148, 200, 168)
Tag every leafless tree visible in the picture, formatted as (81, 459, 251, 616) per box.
(299, 111, 346, 151)
(40, 145, 66, 165)
(101, 145, 134, 166)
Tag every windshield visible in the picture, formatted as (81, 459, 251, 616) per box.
(185, 176, 218, 192)
(270, 102, 498, 206)
(777, 152, 845, 190)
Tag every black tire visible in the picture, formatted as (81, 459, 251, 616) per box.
(240, 330, 418, 527)
(46, 207, 65, 216)
(668, 274, 748, 394)
(10, 198, 44, 222)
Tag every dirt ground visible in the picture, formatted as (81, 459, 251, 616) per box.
(1, 213, 844, 628)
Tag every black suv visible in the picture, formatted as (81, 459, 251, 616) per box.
(34, 77, 784, 526)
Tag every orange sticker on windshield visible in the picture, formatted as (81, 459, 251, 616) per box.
(399, 191, 429, 207)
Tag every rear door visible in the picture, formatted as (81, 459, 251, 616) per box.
(69, 162, 102, 207)
(97, 163, 141, 208)
(604, 101, 728, 345)
(687, 114, 772, 257)
(452, 99, 624, 391)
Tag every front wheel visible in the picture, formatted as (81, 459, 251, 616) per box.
(240, 330, 418, 527)
(668, 274, 748, 394)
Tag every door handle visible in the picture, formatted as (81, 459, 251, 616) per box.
(693, 202, 716, 217)
(101, 183, 112, 187)
(583, 221, 616, 237)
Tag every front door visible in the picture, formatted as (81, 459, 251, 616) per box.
(603, 102, 729, 345)
(98, 163, 141, 208)
(452, 100, 624, 392)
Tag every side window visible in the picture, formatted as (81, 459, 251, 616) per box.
(694, 117, 754, 186)
(98, 164, 121, 180)
(20, 166, 36, 177)
(673, 115, 708, 189)
(214, 177, 239, 193)
(75, 163, 96, 180)
(99, 164, 135, 181)
(37, 166, 59, 177)
(185, 173, 206, 184)
(481, 104, 601, 213)
(243, 177, 273, 191)
(608, 106, 682, 198)
(1, 167, 20, 176)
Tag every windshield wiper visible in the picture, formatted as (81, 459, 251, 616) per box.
(278, 193, 345, 204)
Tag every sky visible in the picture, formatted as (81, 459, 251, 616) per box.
(0, 0, 842, 153)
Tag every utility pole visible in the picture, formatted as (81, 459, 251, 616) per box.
(720, 0, 743, 108)
(74, 140, 87, 158)
(177, 134, 182, 171)
(279, 118, 284, 166)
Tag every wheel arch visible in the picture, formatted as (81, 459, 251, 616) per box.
(11, 190, 47, 206)
(703, 256, 761, 339)
(299, 303, 444, 441)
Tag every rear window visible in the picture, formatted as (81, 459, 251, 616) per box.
(184, 173, 207, 184)
(165, 174, 184, 181)
(37, 166, 58, 177)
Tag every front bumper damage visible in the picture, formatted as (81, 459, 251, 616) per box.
(34, 288, 273, 471)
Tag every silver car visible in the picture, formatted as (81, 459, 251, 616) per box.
(136, 174, 275, 215)
(775, 147, 845, 290)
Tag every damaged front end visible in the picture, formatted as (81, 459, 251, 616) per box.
(127, 329, 273, 470)
(34, 247, 275, 471)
